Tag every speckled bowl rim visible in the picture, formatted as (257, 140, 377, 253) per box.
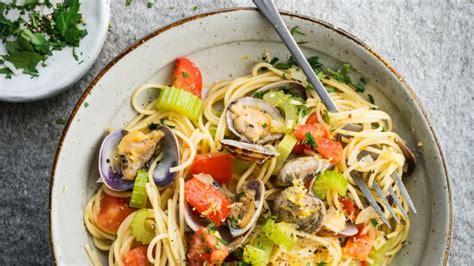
(48, 7, 452, 265)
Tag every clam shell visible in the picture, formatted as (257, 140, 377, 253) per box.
(98, 126, 179, 191)
(226, 97, 284, 144)
(255, 80, 307, 99)
(228, 179, 265, 237)
(220, 139, 279, 164)
(277, 155, 332, 188)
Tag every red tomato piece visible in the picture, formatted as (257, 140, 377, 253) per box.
(294, 123, 329, 142)
(342, 227, 375, 261)
(317, 138, 343, 164)
(306, 113, 319, 124)
(339, 197, 358, 222)
(292, 143, 311, 155)
(172, 57, 202, 98)
(96, 194, 135, 234)
(123, 245, 149, 266)
(184, 177, 231, 225)
(188, 152, 233, 184)
(187, 227, 229, 266)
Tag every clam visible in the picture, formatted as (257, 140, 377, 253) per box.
(220, 139, 279, 163)
(226, 97, 284, 144)
(276, 155, 332, 188)
(183, 174, 265, 251)
(254, 80, 307, 99)
(273, 185, 326, 233)
(98, 125, 179, 191)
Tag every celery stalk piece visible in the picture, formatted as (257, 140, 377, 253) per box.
(155, 86, 203, 122)
(129, 169, 148, 208)
(312, 170, 348, 199)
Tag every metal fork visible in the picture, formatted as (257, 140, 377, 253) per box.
(253, 0, 416, 228)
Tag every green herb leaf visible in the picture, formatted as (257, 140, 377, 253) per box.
(262, 122, 268, 129)
(84, 102, 89, 108)
(191, 5, 199, 11)
(368, 94, 375, 105)
(252, 91, 264, 99)
(269, 57, 279, 65)
(303, 132, 317, 149)
(148, 122, 159, 130)
(370, 218, 378, 227)
(322, 110, 330, 124)
(299, 105, 309, 117)
(229, 216, 239, 228)
(55, 118, 66, 125)
(290, 26, 305, 36)
(206, 223, 216, 232)
(182, 71, 189, 78)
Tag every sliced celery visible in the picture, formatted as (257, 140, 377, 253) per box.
(243, 245, 269, 266)
(274, 134, 298, 173)
(131, 208, 155, 244)
(312, 170, 348, 199)
(262, 219, 296, 250)
(369, 239, 393, 266)
(262, 90, 299, 132)
(129, 169, 148, 208)
(155, 86, 203, 122)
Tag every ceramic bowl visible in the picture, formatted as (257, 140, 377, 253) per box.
(49, 8, 452, 265)
(0, 0, 110, 102)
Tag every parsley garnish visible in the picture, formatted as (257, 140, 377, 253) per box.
(322, 110, 330, 123)
(262, 122, 267, 129)
(206, 223, 216, 232)
(318, 263, 327, 266)
(290, 26, 305, 36)
(368, 94, 375, 105)
(325, 86, 336, 93)
(191, 5, 199, 11)
(228, 217, 239, 228)
(252, 91, 264, 99)
(182, 71, 189, 78)
(0, 0, 88, 78)
(370, 218, 378, 227)
(269, 57, 279, 65)
(299, 105, 309, 117)
(303, 132, 317, 149)
(84, 102, 89, 108)
(148, 122, 159, 130)
(55, 118, 66, 125)
(274, 56, 295, 70)
(125, 0, 133, 6)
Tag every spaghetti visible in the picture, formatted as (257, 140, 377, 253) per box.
(84, 57, 410, 266)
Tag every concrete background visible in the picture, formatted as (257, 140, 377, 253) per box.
(0, 0, 472, 264)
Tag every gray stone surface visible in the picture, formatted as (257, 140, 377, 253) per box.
(0, 0, 472, 265)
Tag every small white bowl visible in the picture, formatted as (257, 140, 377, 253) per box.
(0, 0, 110, 102)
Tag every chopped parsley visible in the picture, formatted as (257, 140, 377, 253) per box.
(325, 63, 369, 94)
(125, 0, 133, 6)
(206, 223, 216, 232)
(274, 56, 295, 70)
(228, 216, 239, 228)
(191, 5, 199, 11)
(55, 118, 66, 125)
(303, 132, 317, 149)
(84, 102, 89, 108)
(325, 86, 336, 93)
(368, 93, 375, 105)
(322, 110, 330, 123)
(299, 105, 309, 117)
(182, 71, 189, 78)
(234, 191, 245, 201)
(0, 0, 88, 78)
(262, 122, 268, 129)
(318, 263, 327, 266)
(148, 122, 159, 130)
(290, 26, 305, 36)
(370, 218, 378, 227)
(269, 57, 279, 65)
(252, 91, 264, 99)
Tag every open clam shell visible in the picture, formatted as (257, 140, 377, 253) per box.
(98, 125, 179, 191)
(220, 139, 279, 164)
(183, 176, 264, 251)
(228, 179, 265, 237)
(276, 155, 333, 188)
(226, 97, 284, 144)
(98, 130, 134, 191)
(255, 80, 308, 99)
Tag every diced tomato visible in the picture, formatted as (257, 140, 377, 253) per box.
(317, 138, 343, 164)
(342, 226, 375, 261)
(187, 227, 229, 266)
(188, 152, 233, 184)
(306, 113, 319, 124)
(339, 197, 358, 221)
(361, 261, 368, 266)
(292, 143, 311, 155)
(172, 57, 202, 98)
(184, 177, 231, 225)
(96, 194, 135, 234)
(294, 123, 329, 142)
(123, 245, 148, 266)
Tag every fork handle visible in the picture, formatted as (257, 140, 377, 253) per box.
(252, 0, 339, 112)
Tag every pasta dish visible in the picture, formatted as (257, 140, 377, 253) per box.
(83, 55, 411, 266)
